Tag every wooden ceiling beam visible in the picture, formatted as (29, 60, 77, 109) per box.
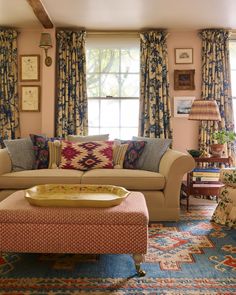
(27, 0, 53, 28)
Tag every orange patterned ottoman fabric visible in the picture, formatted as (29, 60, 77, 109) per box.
(60, 140, 114, 171)
(0, 191, 149, 254)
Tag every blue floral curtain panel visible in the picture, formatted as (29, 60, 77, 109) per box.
(56, 30, 88, 137)
(199, 29, 235, 158)
(0, 29, 19, 146)
(139, 31, 172, 139)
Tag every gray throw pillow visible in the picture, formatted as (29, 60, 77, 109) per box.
(132, 136, 172, 172)
(3, 138, 36, 171)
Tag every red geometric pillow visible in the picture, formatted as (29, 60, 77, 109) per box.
(60, 141, 114, 171)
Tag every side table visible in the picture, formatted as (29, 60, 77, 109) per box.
(181, 156, 232, 211)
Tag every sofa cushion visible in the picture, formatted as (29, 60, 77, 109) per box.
(81, 169, 165, 190)
(48, 140, 61, 169)
(3, 138, 35, 171)
(60, 141, 114, 171)
(132, 136, 172, 172)
(30, 134, 60, 169)
(116, 140, 146, 169)
(0, 169, 84, 189)
(113, 144, 129, 168)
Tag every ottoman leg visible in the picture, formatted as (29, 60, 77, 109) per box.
(133, 254, 146, 277)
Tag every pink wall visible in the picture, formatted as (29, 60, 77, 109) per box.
(18, 28, 56, 138)
(18, 29, 42, 137)
(168, 31, 201, 153)
(18, 30, 201, 152)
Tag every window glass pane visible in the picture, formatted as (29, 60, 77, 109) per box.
(88, 127, 100, 135)
(101, 74, 119, 97)
(86, 49, 99, 73)
(229, 42, 236, 69)
(231, 70, 236, 97)
(88, 99, 99, 127)
(100, 99, 119, 127)
(121, 74, 139, 97)
(87, 74, 100, 97)
(120, 128, 138, 139)
(100, 127, 120, 140)
(121, 49, 139, 73)
(120, 99, 139, 127)
(100, 49, 119, 73)
(86, 45, 140, 137)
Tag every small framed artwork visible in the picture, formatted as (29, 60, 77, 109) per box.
(20, 55, 40, 81)
(175, 48, 193, 64)
(174, 96, 195, 117)
(174, 70, 195, 90)
(20, 85, 40, 112)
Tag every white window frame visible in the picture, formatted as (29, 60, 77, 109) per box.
(86, 36, 140, 139)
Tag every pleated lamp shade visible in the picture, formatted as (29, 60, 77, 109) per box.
(188, 100, 221, 121)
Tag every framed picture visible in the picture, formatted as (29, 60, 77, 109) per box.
(20, 55, 40, 81)
(175, 48, 193, 64)
(174, 70, 195, 90)
(174, 96, 195, 117)
(20, 85, 40, 112)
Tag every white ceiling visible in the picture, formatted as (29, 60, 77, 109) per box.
(1, 0, 236, 30)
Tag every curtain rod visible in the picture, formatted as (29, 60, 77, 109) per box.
(57, 28, 167, 36)
(87, 31, 140, 38)
(87, 31, 139, 35)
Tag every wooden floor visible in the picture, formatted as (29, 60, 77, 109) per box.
(181, 195, 218, 207)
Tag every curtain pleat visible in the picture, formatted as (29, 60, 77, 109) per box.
(56, 30, 88, 137)
(199, 29, 235, 160)
(139, 30, 172, 139)
(0, 29, 19, 146)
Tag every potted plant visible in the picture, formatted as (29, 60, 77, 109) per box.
(210, 129, 236, 157)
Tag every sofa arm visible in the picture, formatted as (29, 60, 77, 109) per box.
(159, 149, 195, 208)
(0, 148, 12, 175)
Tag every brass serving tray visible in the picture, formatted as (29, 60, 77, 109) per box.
(24, 184, 130, 208)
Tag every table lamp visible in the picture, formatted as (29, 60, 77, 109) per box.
(188, 100, 221, 156)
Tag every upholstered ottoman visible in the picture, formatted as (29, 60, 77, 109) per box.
(0, 190, 149, 276)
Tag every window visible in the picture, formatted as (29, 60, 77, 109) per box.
(229, 40, 236, 131)
(86, 37, 140, 139)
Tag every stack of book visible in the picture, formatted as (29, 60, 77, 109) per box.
(192, 167, 221, 187)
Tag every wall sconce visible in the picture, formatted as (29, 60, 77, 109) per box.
(39, 33, 52, 67)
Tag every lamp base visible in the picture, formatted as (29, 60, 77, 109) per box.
(45, 56, 52, 67)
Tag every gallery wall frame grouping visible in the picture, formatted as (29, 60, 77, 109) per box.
(20, 55, 40, 82)
(175, 48, 193, 64)
(173, 96, 195, 118)
(174, 69, 195, 91)
(20, 85, 40, 112)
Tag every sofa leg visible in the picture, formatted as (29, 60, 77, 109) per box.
(133, 254, 146, 276)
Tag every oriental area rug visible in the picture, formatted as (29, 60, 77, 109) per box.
(0, 199, 235, 294)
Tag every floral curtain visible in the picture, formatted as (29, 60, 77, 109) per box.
(0, 29, 19, 146)
(199, 29, 235, 158)
(139, 30, 172, 139)
(56, 30, 88, 137)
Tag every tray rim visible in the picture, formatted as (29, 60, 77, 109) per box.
(24, 184, 130, 208)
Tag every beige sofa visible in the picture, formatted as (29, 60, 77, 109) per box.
(0, 148, 195, 221)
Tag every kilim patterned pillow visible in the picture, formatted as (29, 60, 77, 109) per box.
(60, 141, 114, 171)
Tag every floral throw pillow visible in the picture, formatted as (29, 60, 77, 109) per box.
(30, 134, 60, 169)
(60, 141, 114, 171)
(120, 140, 146, 169)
